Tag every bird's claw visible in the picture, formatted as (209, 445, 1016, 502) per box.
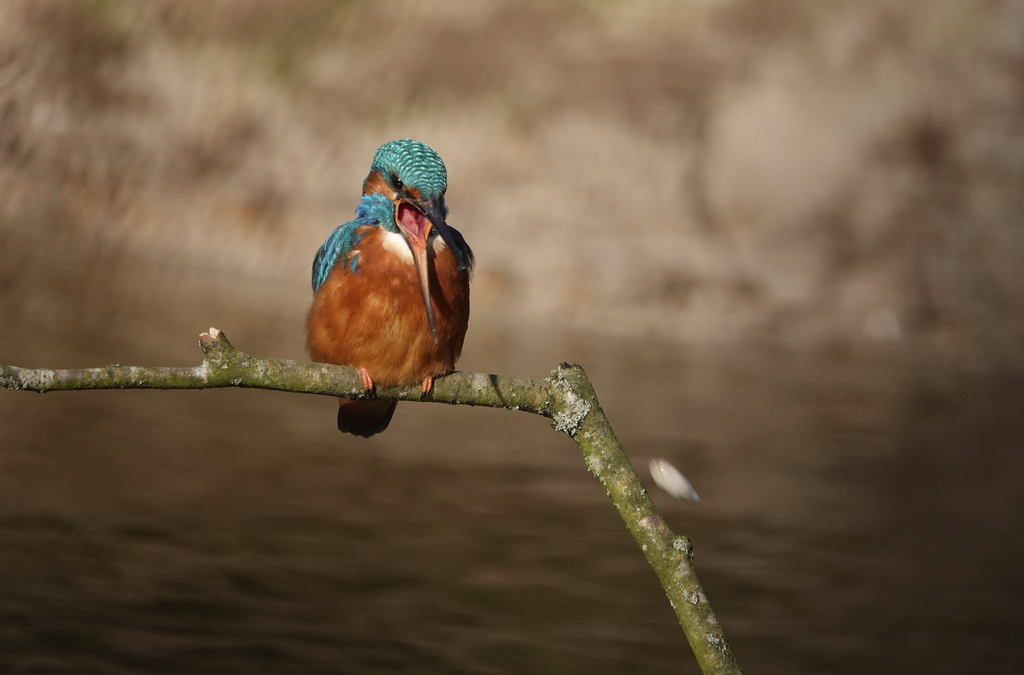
(358, 367, 375, 392)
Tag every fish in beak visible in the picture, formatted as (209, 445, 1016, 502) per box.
(395, 198, 445, 343)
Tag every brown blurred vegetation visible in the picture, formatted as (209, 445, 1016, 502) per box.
(1, 0, 1023, 368)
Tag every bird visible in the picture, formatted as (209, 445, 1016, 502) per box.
(306, 139, 473, 437)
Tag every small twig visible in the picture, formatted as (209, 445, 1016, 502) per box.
(0, 327, 741, 674)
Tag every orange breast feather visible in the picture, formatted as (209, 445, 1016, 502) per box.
(306, 227, 470, 387)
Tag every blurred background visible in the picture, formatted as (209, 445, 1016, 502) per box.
(1, 1, 1023, 672)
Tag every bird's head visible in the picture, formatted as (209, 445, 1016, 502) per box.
(362, 139, 456, 342)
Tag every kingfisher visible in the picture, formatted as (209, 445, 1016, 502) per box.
(306, 139, 473, 437)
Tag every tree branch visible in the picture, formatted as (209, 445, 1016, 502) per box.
(0, 327, 741, 674)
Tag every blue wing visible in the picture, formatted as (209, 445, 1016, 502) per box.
(311, 221, 366, 293)
(313, 194, 399, 292)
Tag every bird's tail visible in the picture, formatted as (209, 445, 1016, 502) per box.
(336, 398, 397, 438)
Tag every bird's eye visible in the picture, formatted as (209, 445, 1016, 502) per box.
(390, 173, 403, 191)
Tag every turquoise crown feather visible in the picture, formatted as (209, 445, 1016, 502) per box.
(370, 138, 447, 200)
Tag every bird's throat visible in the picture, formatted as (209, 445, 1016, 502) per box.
(380, 231, 445, 264)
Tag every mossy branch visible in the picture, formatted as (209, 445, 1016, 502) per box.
(0, 328, 741, 674)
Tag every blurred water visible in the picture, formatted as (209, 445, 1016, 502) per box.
(1, 338, 1021, 673)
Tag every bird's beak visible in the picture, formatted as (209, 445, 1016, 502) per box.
(396, 198, 440, 342)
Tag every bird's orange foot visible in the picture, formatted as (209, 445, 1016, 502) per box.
(358, 367, 375, 392)
(421, 375, 434, 395)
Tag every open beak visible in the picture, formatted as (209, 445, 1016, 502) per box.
(396, 198, 443, 343)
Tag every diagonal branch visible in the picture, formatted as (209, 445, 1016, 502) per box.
(0, 327, 741, 674)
